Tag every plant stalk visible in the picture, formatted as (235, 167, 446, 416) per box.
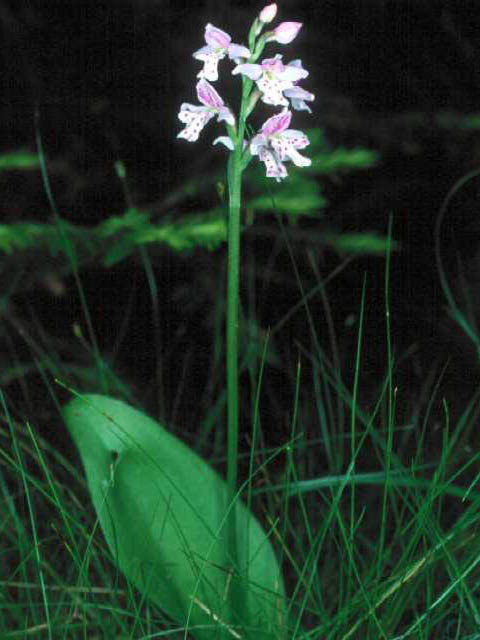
(226, 148, 242, 497)
(226, 76, 251, 500)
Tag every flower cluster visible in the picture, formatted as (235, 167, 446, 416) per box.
(177, 4, 314, 182)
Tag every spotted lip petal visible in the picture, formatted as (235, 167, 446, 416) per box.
(271, 137, 311, 166)
(193, 49, 223, 81)
(177, 105, 215, 142)
(280, 129, 310, 149)
(259, 147, 288, 181)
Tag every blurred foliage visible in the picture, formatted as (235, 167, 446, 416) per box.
(0, 131, 384, 291)
(436, 111, 480, 130)
(0, 150, 39, 171)
(323, 232, 398, 255)
(0, 209, 228, 274)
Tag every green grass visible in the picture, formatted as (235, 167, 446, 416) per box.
(1, 141, 480, 636)
(1, 229, 480, 639)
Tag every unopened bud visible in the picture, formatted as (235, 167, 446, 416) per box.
(259, 3, 277, 24)
(267, 21, 302, 44)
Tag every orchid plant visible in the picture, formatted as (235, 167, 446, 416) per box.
(177, 3, 314, 517)
(62, 19, 313, 634)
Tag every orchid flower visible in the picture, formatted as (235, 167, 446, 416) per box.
(193, 23, 250, 82)
(177, 79, 234, 142)
(250, 109, 311, 181)
(232, 54, 308, 107)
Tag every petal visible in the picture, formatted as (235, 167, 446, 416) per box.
(289, 99, 312, 113)
(257, 74, 290, 107)
(283, 86, 315, 112)
(204, 23, 231, 49)
(216, 106, 235, 126)
(283, 86, 314, 101)
(279, 65, 309, 83)
(232, 63, 262, 80)
(286, 147, 311, 167)
(281, 129, 310, 148)
(228, 43, 251, 61)
(177, 105, 214, 142)
(192, 45, 212, 59)
(259, 4, 277, 24)
(259, 147, 288, 181)
(196, 79, 224, 109)
(271, 136, 311, 166)
(268, 21, 303, 44)
(249, 133, 268, 156)
(195, 52, 222, 81)
(261, 109, 292, 137)
(261, 54, 285, 73)
(177, 102, 204, 123)
(213, 136, 235, 150)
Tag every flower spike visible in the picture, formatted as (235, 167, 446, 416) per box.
(178, 6, 313, 180)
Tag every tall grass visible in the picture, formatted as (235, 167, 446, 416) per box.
(1, 203, 480, 638)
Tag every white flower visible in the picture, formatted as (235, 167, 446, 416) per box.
(232, 54, 308, 107)
(250, 109, 311, 181)
(193, 23, 250, 82)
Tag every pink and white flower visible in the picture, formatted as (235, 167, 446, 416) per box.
(266, 21, 302, 44)
(250, 109, 311, 181)
(232, 54, 308, 107)
(177, 79, 235, 142)
(193, 24, 251, 82)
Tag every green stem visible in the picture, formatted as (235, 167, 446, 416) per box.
(226, 146, 242, 496)
(224, 79, 251, 631)
(226, 76, 251, 499)
(224, 81, 252, 603)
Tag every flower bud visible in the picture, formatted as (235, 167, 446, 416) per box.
(267, 21, 302, 44)
(259, 3, 277, 24)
